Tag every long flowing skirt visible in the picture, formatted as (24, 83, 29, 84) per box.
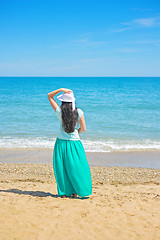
(53, 138, 92, 197)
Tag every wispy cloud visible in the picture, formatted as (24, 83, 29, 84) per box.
(79, 57, 109, 63)
(121, 16, 160, 27)
(125, 40, 160, 46)
(112, 27, 131, 33)
(50, 35, 107, 50)
(73, 38, 88, 44)
(78, 56, 132, 64)
(114, 48, 143, 53)
(113, 16, 160, 33)
(131, 8, 152, 12)
(72, 37, 107, 47)
(0, 60, 83, 76)
(133, 17, 159, 27)
(79, 32, 93, 37)
(50, 45, 62, 49)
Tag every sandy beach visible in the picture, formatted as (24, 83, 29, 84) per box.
(1, 0, 160, 237)
(0, 149, 160, 240)
(1, 148, 160, 168)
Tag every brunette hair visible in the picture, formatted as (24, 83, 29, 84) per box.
(61, 101, 78, 133)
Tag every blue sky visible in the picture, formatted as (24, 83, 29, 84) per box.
(0, 0, 160, 76)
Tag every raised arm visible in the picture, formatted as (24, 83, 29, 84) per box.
(47, 88, 72, 112)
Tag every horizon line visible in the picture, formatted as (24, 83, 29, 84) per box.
(0, 76, 160, 78)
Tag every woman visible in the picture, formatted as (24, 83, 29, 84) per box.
(48, 88, 92, 198)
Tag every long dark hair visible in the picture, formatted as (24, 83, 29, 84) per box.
(61, 101, 78, 133)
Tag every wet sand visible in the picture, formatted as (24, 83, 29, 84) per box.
(0, 148, 160, 169)
(0, 161, 160, 240)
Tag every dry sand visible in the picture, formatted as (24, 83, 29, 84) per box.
(0, 162, 160, 240)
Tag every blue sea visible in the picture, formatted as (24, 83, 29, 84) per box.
(0, 77, 160, 152)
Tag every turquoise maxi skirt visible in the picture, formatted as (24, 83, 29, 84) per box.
(53, 138, 92, 197)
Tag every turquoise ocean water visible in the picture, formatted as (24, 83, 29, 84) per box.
(0, 77, 160, 152)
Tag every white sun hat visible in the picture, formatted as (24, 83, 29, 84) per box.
(57, 92, 76, 111)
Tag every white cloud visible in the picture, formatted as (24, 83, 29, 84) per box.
(73, 38, 88, 44)
(124, 40, 160, 46)
(0, 60, 83, 76)
(112, 27, 131, 33)
(114, 48, 142, 53)
(133, 17, 156, 27)
(112, 16, 160, 33)
(72, 38, 107, 47)
(79, 32, 93, 37)
(121, 16, 160, 28)
(79, 57, 109, 63)
(131, 8, 152, 12)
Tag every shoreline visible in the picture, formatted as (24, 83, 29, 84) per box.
(0, 148, 160, 169)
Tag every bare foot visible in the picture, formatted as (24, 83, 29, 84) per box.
(72, 194, 77, 198)
(61, 195, 67, 198)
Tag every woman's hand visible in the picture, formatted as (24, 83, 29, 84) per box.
(47, 88, 73, 112)
(61, 88, 73, 93)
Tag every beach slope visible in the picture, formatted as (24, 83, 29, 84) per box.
(0, 163, 160, 240)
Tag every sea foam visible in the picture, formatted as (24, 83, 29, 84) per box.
(1, 136, 160, 152)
